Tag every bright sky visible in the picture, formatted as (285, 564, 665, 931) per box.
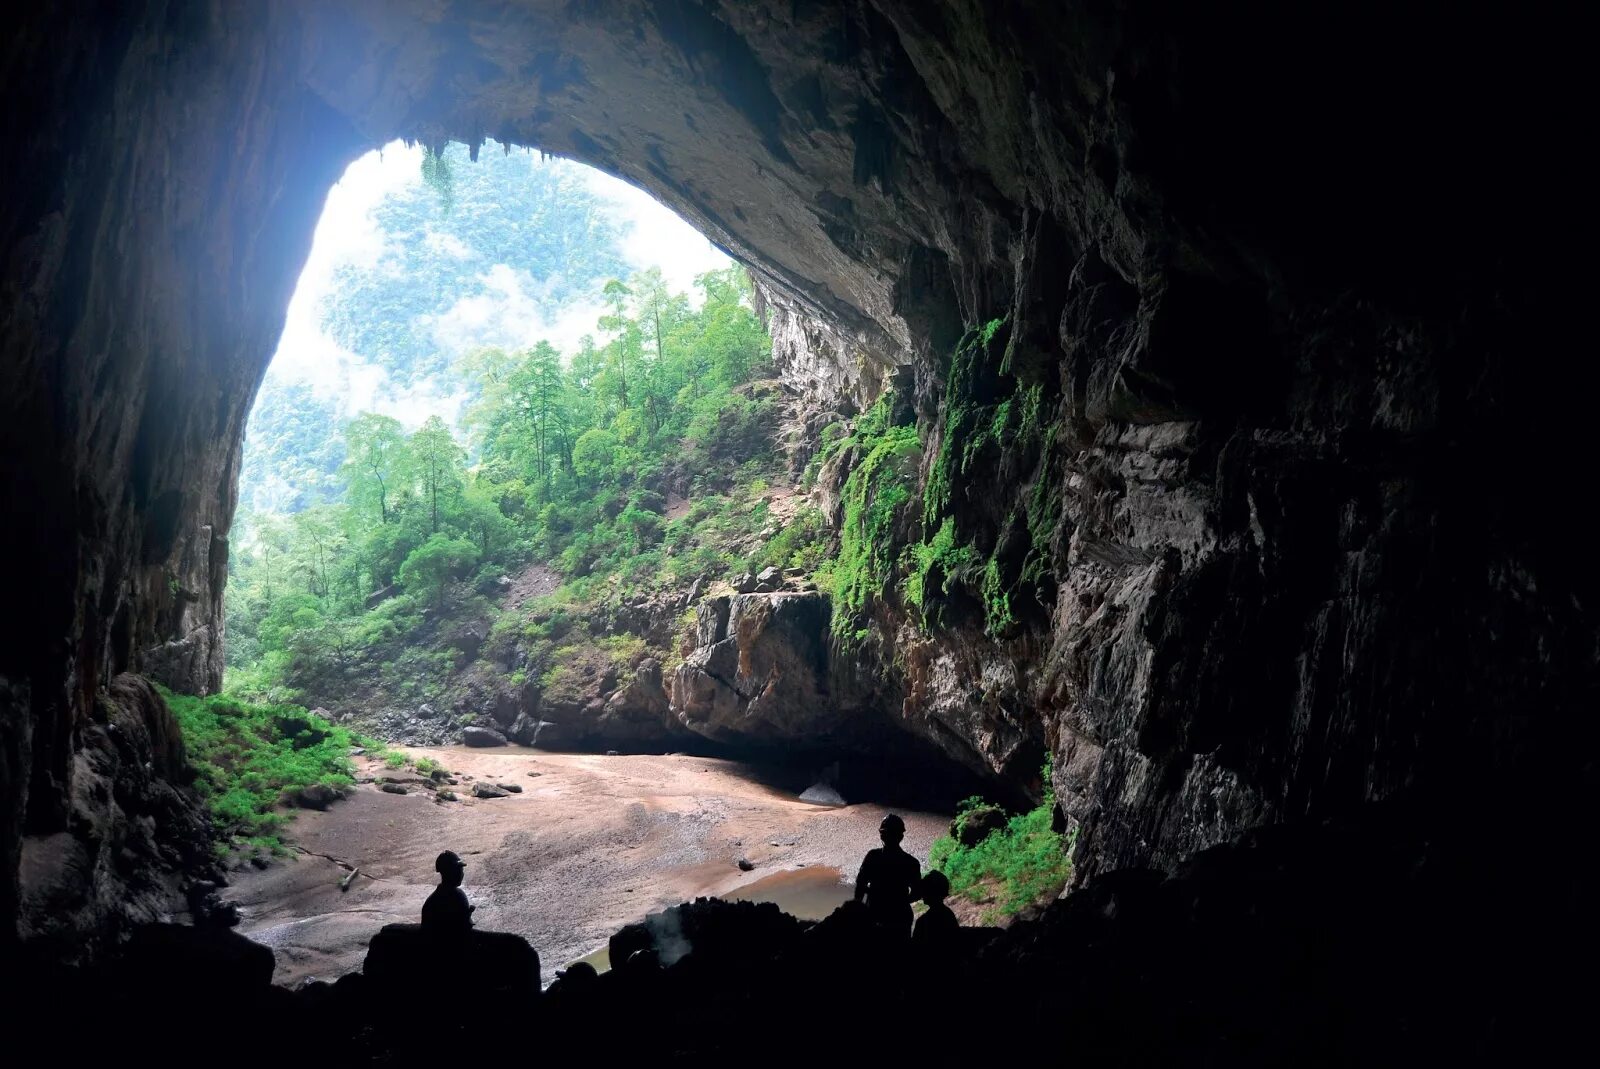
(268, 140, 730, 428)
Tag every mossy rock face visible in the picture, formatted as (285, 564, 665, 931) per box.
(953, 803, 1007, 847)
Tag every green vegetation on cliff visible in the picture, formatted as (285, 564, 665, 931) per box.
(911, 316, 1058, 637)
(927, 761, 1075, 922)
(823, 394, 921, 639)
(161, 687, 358, 852)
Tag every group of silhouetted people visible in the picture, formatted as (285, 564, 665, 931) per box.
(853, 813, 959, 948)
(420, 811, 960, 968)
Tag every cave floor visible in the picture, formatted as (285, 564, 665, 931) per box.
(227, 747, 949, 985)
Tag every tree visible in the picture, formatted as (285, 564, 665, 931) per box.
(461, 481, 514, 559)
(505, 342, 566, 488)
(398, 534, 480, 609)
(342, 413, 410, 525)
(597, 278, 641, 413)
(289, 506, 346, 599)
(572, 427, 619, 483)
(410, 416, 465, 534)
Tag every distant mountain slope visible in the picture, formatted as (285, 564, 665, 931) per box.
(241, 144, 635, 513)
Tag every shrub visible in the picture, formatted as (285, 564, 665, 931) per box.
(830, 394, 920, 636)
(161, 685, 356, 852)
(925, 759, 1074, 922)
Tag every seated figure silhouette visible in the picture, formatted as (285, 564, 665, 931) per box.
(913, 870, 960, 950)
(364, 849, 538, 1006)
(421, 850, 475, 934)
(854, 813, 922, 939)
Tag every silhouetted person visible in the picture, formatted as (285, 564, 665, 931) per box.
(421, 850, 474, 934)
(913, 870, 960, 951)
(854, 813, 922, 939)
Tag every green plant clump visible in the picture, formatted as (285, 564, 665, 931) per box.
(161, 686, 357, 851)
(926, 759, 1075, 922)
(829, 394, 920, 637)
(912, 316, 1059, 638)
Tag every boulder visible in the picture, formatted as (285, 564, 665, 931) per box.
(380, 783, 408, 795)
(117, 923, 275, 994)
(953, 803, 1009, 847)
(287, 783, 343, 810)
(799, 782, 846, 807)
(670, 593, 860, 746)
(364, 583, 400, 609)
(496, 782, 523, 793)
(472, 782, 509, 799)
(754, 565, 783, 592)
(463, 726, 507, 748)
(693, 596, 731, 647)
(364, 923, 539, 1003)
(488, 689, 521, 727)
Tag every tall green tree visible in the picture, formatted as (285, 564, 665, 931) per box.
(410, 416, 465, 535)
(342, 413, 411, 525)
(597, 278, 641, 414)
(398, 534, 479, 609)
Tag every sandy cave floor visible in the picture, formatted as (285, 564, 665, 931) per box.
(228, 747, 950, 986)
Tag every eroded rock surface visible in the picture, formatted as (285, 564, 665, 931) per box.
(15, 676, 216, 961)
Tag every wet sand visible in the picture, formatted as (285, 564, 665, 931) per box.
(229, 747, 948, 986)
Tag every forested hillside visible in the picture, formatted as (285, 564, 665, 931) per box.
(230, 263, 779, 653)
(226, 141, 857, 753)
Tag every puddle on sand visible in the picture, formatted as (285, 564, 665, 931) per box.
(568, 866, 852, 976)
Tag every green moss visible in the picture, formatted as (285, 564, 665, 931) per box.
(830, 393, 921, 637)
(981, 555, 1017, 635)
(914, 317, 1062, 637)
(905, 516, 976, 617)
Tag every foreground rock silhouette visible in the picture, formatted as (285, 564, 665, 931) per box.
(6, 792, 1581, 1065)
(363, 924, 540, 1004)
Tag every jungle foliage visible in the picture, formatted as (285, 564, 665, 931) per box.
(226, 265, 778, 702)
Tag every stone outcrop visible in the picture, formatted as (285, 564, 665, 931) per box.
(1, 1, 1590, 958)
(15, 676, 216, 961)
(671, 594, 848, 742)
(461, 726, 507, 748)
(364, 922, 540, 996)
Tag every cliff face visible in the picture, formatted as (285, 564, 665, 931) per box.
(1, 0, 1590, 948)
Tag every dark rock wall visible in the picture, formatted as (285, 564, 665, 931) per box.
(1, 0, 1591, 943)
(16, 675, 218, 963)
(0, 4, 363, 942)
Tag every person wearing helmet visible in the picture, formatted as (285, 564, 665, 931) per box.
(421, 849, 475, 934)
(853, 813, 922, 939)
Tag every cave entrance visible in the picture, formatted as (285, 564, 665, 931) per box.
(225, 138, 732, 709)
(209, 139, 996, 980)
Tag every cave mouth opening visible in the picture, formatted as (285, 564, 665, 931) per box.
(216, 133, 997, 916)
